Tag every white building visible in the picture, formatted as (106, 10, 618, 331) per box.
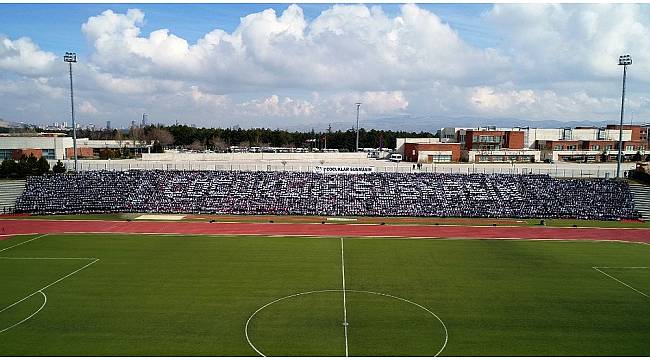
(395, 138, 439, 155)
(0, 135, 150, 160)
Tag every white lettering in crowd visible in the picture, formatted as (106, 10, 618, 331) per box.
(314, 166, 376, 174)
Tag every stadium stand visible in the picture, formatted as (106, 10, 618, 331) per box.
(0, 180, 26, 214)
(15, 170, 640, 220)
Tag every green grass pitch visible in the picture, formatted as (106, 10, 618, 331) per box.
(0, 233, 649, 356)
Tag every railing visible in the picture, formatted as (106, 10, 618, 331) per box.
(56, 160, 635, 179)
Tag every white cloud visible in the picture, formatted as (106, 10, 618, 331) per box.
(189, 86, 230, 109)
(470, 87, 536, 112)
(487, 4, 650, 82)
(78, 100, 98, 114)
(0, 36, 57, 76)
(78, 4, 508, 92)
(3, 4, 650, 128)
(237, 95, 314, 117)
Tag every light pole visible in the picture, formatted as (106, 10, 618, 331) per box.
(616, 54, 632, 179)
(64, 52, 78, 172)
(355, 102, 361, 152)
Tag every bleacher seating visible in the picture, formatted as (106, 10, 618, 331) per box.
(15, 170, 640, 221)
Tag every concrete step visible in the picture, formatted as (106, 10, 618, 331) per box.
(629, 182, 650, 219)
(0, 180, 26, 212)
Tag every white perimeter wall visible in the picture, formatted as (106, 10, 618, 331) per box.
(142, 152, 369, 162)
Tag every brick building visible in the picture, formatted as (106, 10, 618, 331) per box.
(403, 142, 461, 163)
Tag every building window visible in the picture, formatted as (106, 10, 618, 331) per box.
(479, 155, 489, 162)
(42, 149, 56, 159)
(567, 145, 577, 150)
(605, 145, 612, 150)
(477, 135, 501, 143)
(553, 145, 562, 151)
(591, 145, 600, 150)
(626, 145, 634, 151)
(0, 149, 13, 160)
(430, 155, 452, 163)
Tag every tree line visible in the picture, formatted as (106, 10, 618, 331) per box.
(0, 155, 65, 179)
(72, 125, 435, 152)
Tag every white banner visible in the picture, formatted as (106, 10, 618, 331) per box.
(314, 166, 376, 174)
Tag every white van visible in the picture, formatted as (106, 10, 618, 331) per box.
(389, 154, 402, 162)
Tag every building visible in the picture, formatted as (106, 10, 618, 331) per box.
(0, 134, 151, 160)
(0, 134, 70, 160)
(403, 142, 461, 163)
(458, 129, 540, 163)
(423, 124, 646, 163)
(395, 138, 439, 156)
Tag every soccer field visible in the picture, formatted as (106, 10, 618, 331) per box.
(0, 233, 649, 356)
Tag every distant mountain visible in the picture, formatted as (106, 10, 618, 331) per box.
(0, 118, 24, 128)
(287, 115, 612, 132)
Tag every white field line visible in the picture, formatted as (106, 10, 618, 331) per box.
(0, 232, 100, 334)
(340, 238, 349, 357)
(244, 289, 448, 357)
(0, 257, 97, 260)
(0, 258, 100, 314)
(0, 291, 47, 334)
(592, 267, 649, 298)
(0, 234, 47, 253)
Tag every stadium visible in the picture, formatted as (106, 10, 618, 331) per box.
(1, 160, 649, 356)
(2, 2, 650, 357)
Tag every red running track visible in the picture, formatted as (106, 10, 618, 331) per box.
(0, 219, 648, 244)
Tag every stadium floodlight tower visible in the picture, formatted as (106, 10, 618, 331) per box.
(64, 52, 78, 172)
(616, 54, 632, 179)
(355, 102, 362, 152)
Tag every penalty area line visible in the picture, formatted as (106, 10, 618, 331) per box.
(0, 258, 100, 315)
(0, 291, 47, 334)
(0, 234, 48, 253)
(592, 266, 649, 298)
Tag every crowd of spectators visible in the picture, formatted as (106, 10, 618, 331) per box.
(15, 170, 640, 220)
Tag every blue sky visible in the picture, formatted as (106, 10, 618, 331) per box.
(0, 3, 649, 128)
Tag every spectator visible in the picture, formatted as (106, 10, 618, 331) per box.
(15, 170, 640, 221)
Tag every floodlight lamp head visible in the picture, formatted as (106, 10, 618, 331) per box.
(618, 54, 632, 66)
(64, 52, 77, 63)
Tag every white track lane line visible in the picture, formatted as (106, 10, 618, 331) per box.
(340, 237, 349, 357)
(592, 267, 649, 298)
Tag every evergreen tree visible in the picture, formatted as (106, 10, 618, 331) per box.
(36, 156, 50, 174)
(52, 160, 66, 174)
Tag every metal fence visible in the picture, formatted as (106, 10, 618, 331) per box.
(55, 160, 633, 179)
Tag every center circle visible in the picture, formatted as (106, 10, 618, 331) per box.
(245, 289, 448, 357)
